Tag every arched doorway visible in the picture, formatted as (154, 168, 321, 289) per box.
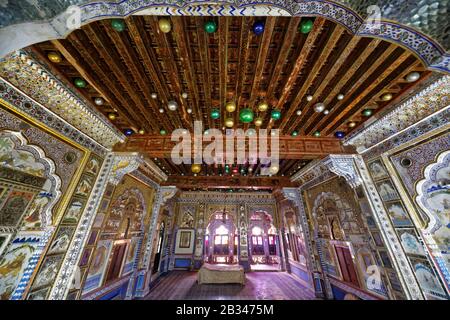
(248, 211, 280, 271)
(205, 211, 237, 264)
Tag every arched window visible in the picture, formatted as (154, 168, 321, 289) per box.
(251, 227, 264, 255)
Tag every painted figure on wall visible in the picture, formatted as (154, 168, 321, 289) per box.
(180, 212, 194, 228)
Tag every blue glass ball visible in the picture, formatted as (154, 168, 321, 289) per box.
(124, 129, 134, 136)
(253, 21, 265, 35)
(335, 131, 345, 139)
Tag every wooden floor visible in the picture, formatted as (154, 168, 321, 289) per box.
(144, 271, 317, 300)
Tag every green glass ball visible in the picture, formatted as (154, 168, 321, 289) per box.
(271, 109, 281, 120)
(292, 131, 298, 137)
(313, 131, 321, 137)
(111, 19, 126, 32)
(300, 20, 313, 34)
(160, 129, 167, 135)
(211, 109, 220, 120)
(204, 21, 217, 33)
(74, 78, 87, 88)
(239, 108, 254, 123)
(362, 109, 373, 117)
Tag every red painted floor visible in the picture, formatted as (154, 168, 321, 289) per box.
(144, 271, 317, 300)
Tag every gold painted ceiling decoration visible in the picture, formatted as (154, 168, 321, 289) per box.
(0, 50, 126, 150)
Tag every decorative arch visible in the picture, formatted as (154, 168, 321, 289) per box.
(0, 130, 62, 229)
(0, 0, 448, 73)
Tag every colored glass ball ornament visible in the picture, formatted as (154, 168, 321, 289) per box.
(296, 110, 302, 116)
(348, 121, 357, 128)
(182, 92, 188, 99)
(254, 117, 263, 127)
(158, 18, 172, 33)
(225, 101, 236, 113)
(204, 20, 217, 33)
(381, 93, 393, 101)
(225, 118, 234, 128)
(253, 21, 265, 35)
(168, 100, 178, 111)
(271, 109, 281, 120)
(151, 93, 157, 99)
(335, 131, 345, 139)
(111, 19, 126, 32)
(313, 131, 321, 137)
(323, 109, 330, 115)
(239, 108, 254, 123)
(159, 108, 164, 113)
(160, 129, 167, 135)
(211, 109, 220, 120)
(306, 95, 313, 102)
(337, 93, 345, 100)
(362, 109, 373, 117)
(138, 128, 145, 135)
(300, 19, 314, 34)
(314, 103, 325, 113)
(269, 164, 279, 175)
(191, 164, 202, 174)
(94, 97, 104, 106)
(257, 101, 269, 112)
(406, 71, 420, 82)
(108, 113, 117, 121)
(48, 52, 62, 63)
(187, 108, 192, 114)
(124, 128, 134, 136)
(292, 131, 299, 137)
(74, 78, 87, 88)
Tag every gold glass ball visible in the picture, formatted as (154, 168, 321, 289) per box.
(159, 18, 172, 33)
(225, 102, 236, 113)
(254, 117, 263, 127)
(191, 164, 202, 174)
(381, 93, 393, 101)
(258, 102, 269, 112)
(224, 118, 234, 128)
(48, 52, 62, 63)
(348, 121, 357, 128)
(138, 128, 145, 135)
(107, 113, 117, 121)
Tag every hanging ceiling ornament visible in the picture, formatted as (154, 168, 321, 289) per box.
(306, 95, 313, 102)
(225, 101, 236, 113)
(191, 164, 202, 174)
(225, 118, 234, 128)
(94, 97, 104, 106)
(108, 113, 117, 121)
(313, 103, 325, 113)
(296, 110, 302, 116)
(186, 108, 192, 114)
(253, 21, 265, 35)
(168, 100, 178, 111)
(159, 108, 164, 113)
(313, 131, 321, 137)
(291, 131, 299, 137)
(271, 109, 281, 120)
(138, 128, 145, 135)
(254, 117, 263, 127)
(269, 164, 279, 175)
(335, 131, 345, 139)
(300, 19, 314, 34)
(151, 93, 157, 99)
(337, 93, 345, 100)
(47, 52, 62, 63)
(158, 18, 172, 33)
(381, 93, 393, 101)
(406, 71, 420, 82)
(348, 121, 357, 128)
(323, 109, 330, 115)
(239, 108, 254, 123)
(257, 101, 269, 112)
(124, 128, 134, 136)
(160, 129, 167, 135)
(211, 109, 220, 120)
(111, 19, 126, 32)
(204, 20, 217, 33)
(182, 92, 188, 99)
(74, 78, 87, 88)
(362, 109, 373, 117)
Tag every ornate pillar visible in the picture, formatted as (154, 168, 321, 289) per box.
(48, 152, 143, 300)
(134, 186, 177, 298)
(193, 203, 206, 269)
(238, 203, 250, 271)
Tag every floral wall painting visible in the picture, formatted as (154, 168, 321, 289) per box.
(0, 190, 35, 227)
(83, 239, 113, 294)
(0, 237, 39, 300)
(376, 180, 400, 202)
(62, 199, 85, 224)
(368, 160, 388, 180)
(47, 226, 76, 255)
(31, 254, 64, 290)
(386, 202, 413, 227)
(397, 229, 426, 256)
(75, 175, 94, 197)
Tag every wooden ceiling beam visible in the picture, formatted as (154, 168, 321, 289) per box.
(219, 17, 230, 127)
(279, 23, 344, 132)
(82, 24, 156, 132)
(52, 38, 144, 131)
(163, 175, 296, 189)
(306, 42, 398, 135)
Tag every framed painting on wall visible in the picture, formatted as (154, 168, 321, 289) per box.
(385, 202, 413, 227)
(376, 180, 400, 202)
(179, 231, 191, 249)
(83, 239, 113, 294)
(368, 160, 388, 180)
(0, 190, 35, 227)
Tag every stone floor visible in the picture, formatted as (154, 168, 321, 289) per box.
(144, 271, 317, 300)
